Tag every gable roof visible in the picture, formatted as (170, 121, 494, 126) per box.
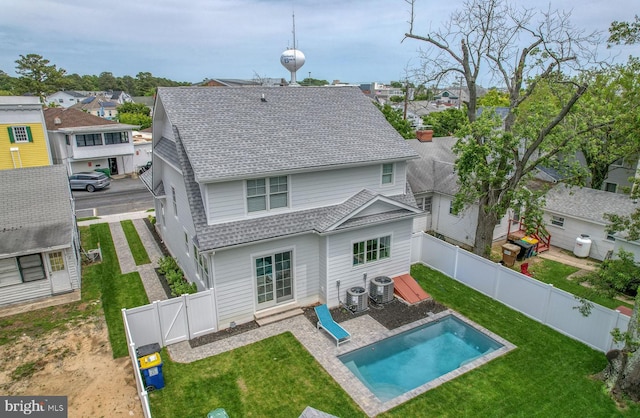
(0, 165, 74, 256)
(43, 107, 136, 131)
(406, 137, 459, 195)
(544, 185, 638, 224)
(156, 86, 419, 183)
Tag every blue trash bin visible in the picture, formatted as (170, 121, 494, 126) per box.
(139, 352, 165, 390)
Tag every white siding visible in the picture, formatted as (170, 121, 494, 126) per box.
(325, 219, 413, 308)
(544, 214, 614, 261)
(211, 234, 320, 328)
(0, 279, 51, 307)
(157, 164, 198, 285)
(431, 195, 478, 247)
(205, 163, 410, 224)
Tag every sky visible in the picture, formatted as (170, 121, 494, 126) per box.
(1, 0, 639, 86)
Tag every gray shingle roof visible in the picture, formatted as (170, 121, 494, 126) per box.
(156, 86, 419, 182)
(0, 165, 73, 255)
(155, 136, 180, 168)
(544, 185, 638, 224)
(406, 137, 460, 195)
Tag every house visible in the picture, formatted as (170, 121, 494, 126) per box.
(45, 91, 88, 108)
(70, 95, 119, 120)
(406, 136, 510, 249)
(143, 86, 422, 329)
(0, 96, 53, 170)
(0, 165, 81, 307)
(44, 107, 138, 176)
(543, 184, 639, 260)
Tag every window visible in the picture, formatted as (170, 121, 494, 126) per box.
(382, 163, 394, 184)
(416, 196, 432, 213)
(449, 200, 459, 216)
(65, 135, 70, 146)
(247, 177, 288, 212)
(184, 232, 190, 255)
(104, 131, 129, 144)
(604, 182, 617, 193)
(193, 246, 210, 285)
(76, 133, 102, 147)
(48, 251, 65, 272)
(171, 186, 178, 216)
(551, 216, 565, 227)
(17, 254, 45, 282)
(606, 232, 616, 242)
(353, 236, 391, 266)
(8, 126, 32, 143)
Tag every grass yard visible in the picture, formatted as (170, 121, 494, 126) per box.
(149, 263, 639, 417)
(120, 219, 151, 265)
(151, 333, 365, 418)
(84, 223, 149, 357)
(529, 259, 634, 310)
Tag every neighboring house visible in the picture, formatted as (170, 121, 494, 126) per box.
(197, 78, 287, 87)
(0, 96, 53, 170)
(108, 90, 132, 105)
(44, 107, 137, 176)
(406, 136, 510, 250)
(143, 86, 422, 329)
(45, 91, 88, 108)
(0, 165, 81, 307)
(70, 95, 119, 120)
(132, 128, 152, 171)
(131, 96, 156, 117)
(574, 152, 638, 194)
(543, 184, 639, 261)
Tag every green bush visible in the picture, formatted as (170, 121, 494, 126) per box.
(157, 256, 197, 297)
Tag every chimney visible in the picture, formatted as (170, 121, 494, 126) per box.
(416, 129, 433, 142)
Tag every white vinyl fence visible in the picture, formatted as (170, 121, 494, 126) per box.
(122, 289, 218, 418)
(411, 232, 630, 353)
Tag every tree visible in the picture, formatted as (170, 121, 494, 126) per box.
(299, 78, 329, 86)
(576, 250, 640, 401)
(117, 102, 152, 129)
(14, 54, 66, 102)
(422, 108, 467, 137)
(374, 103, 414, 139)
(477, 89, 509, 107)
(0, 69, 15, 92)
(572, 59, 640, 190)
(404, 0, 598, 257)
(608, 15, 640, 46)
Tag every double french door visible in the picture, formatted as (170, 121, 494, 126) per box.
(255, 251, 293, 308)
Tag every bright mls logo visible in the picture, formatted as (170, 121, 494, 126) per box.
(1, 396, 67, 417)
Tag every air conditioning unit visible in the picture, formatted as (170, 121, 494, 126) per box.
(346, 286, 368, 313)
(369, 276, 394, 304)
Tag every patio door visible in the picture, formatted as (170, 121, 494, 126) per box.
(256, 251, 293, 309)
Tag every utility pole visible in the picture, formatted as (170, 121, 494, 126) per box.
(403, 79, 409, 120)
(457, 75, 463, 110)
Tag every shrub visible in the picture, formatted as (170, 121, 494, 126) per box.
(157, 256, 198, 297)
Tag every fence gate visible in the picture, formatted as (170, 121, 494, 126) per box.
(158, 297, 189, 346)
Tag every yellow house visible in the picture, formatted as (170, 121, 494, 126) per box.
(0, 97, 53, 170)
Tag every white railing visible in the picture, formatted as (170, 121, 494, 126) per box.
(411, 232, 630, 353)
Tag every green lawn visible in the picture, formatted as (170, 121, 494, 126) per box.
(120, 219, 151, 265)
(86, 223, 149, 357)
(528, 259, 634, 310)
(149, 263, 639, 417)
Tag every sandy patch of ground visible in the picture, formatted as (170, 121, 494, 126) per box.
(0, 317, 142, 418)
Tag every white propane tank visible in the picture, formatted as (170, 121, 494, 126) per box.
(573, 234, 592, 258)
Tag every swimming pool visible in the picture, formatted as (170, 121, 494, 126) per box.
(339, 314, 504, 402)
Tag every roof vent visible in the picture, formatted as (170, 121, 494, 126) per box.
(261, 94, 267, 102)
(54, 117, 62, 125)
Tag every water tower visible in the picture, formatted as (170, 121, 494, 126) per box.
(280, 48, 305, 86)
(280, 12, 305, 86)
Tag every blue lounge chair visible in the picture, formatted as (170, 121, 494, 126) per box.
(314, 304, 351, 347)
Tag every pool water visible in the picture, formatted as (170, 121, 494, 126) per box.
(339, 315, 504, 402)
